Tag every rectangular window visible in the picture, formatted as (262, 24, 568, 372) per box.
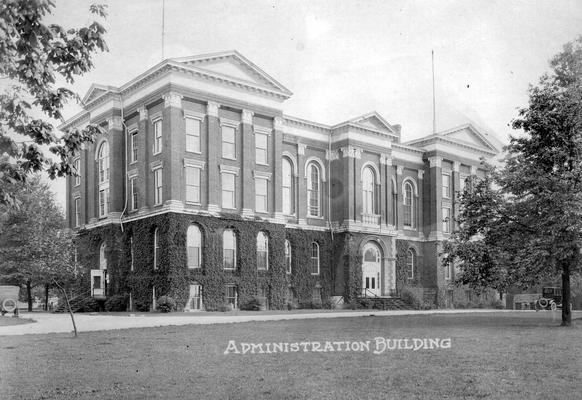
(442, 207, 451, 233)
(222, 173, 235, 209)
(74, 197, 80, 227)
(226, 285, 238, 308)
(153, 119, 162, 154)
(130, 177, 138, 211)
(154, 168, 163, 205)
(255, 133, 268, 165)
(185, 117, 201, 153)
(255, 178, 268, 213)
(445, 260, 452, 280)
(99, 188, 109, 218)
(74, 158, 81, 186)
(185, 166, 201, 203)
(221, 125, 236, 159)
(130, 131, 138, 163)
(442, 173, 451, 199)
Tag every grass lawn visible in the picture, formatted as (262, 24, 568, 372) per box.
(0, 312, 580, 399)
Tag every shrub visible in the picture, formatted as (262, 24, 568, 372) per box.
(343, 302, 359, 310)
(104, 295, 128, 312)
(156, 296, 176, 313)
(322, 298, 334, 310)
(358, 298, 374, 309)
(286, 302, 296, 310)
(134, 300, 150, 312)
(489, 299, 505, 309)
(453, 301, 467, 309)
(78, 297, 99, 313)
(401, 289, 423, 310)
(240, 297, 262, 311)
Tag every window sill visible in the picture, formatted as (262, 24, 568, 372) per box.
(185, 201, 202, 206)
(307, 215, 324, 220)
(310, 273, 320, 276)
(255, 162, 269, 167)
(152, 151, 162, 156)
(222, 156, 237, 161)
(186, 150, 202, 155)
(188, 267, 202, 270)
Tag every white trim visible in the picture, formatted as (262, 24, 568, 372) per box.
(304, 157, 326, 182)
(253, 170, 272, 180)
(402, 177, 418, 197)
(219, 164, 240, 175)
(361, 161, 380, 179)
(184, 158, 206, 169)
(282, 152, 298, 175)
(150, 160, 163, 171)
(219, 118, 240, 128)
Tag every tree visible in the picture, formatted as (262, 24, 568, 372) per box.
(0, 175, 81, 311)
(444, 37, 582, 326)
(0, 0, 108, 207)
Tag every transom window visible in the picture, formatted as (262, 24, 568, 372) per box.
(223, 229, 237, 270)
(185, 117, 201, 153)
(187, 225, 202, 269)
(284, 240, 292, 274)
(255, 133, 268, 164)
(307, 162, 321, 217)
(257, 231, 268, 270)
(222, 125, 236, 159)
(363, 245, 380, 263)
(310, 242, 320, 275)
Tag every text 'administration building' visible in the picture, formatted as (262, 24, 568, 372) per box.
(63, 51, 500, 311)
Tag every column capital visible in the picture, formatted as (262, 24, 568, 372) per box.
(470, 165, 478, 175)
(326, 149, 339, 161)
(340, 146, 362, 159)
(453, 161, 460, 173)
(163, 92, 183, 108)
(273, 116, 285, 131)
(107, 116, 123, 131)
(380, 153, 392, 165)
(207, 101, 219, 117)
(396, 166, 404, 175)
(137, 106, 148, 121)
(298, 143, 307, 156)
(242, 109, 254, 125)
(428, 156, 442, 168)
(418, 170, 424, 180)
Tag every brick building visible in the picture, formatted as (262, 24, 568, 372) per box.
(63, 51, 501, 311)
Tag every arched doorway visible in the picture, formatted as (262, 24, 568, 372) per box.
(362, 242, 382, 297)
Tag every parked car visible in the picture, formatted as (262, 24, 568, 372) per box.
(535, 287, 562, 311)
(0, 285, 20, 316)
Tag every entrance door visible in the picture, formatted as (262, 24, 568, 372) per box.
(362, 243, 382, 297)
(185, 284, 202, 311)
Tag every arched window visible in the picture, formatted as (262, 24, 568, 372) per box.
(153, 228, 159, 270)
(99, 242, 107, 270)
(223, 229, 237, 270)
(98, 141, 109, 183)
(284, 240, 292, 274)
(310, 242, 320, 275)
(257, 231, 268, 270)
(406, 248, 416, 280)
(282, 157, 295, 215)
(362, 166, 376, 215)
(307, 162, 321, 217)
(187, 225, 202, 269)
(403, 181, 414, 228)
(363, 244, 381, 263)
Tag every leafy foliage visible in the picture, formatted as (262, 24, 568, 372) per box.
(156, 296, 176, 313)
(0, 175, 81, 310)
(444, 36, 582, 326)
(0, 0, 108, 206)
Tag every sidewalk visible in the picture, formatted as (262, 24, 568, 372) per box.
(0, 309, 543, 336)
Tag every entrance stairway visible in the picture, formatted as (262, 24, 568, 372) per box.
(358, 289, 414, 310)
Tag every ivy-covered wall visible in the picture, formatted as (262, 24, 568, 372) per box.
(76, 213, 335, 311)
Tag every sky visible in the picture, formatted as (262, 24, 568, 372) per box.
(44, 0, 582, 209)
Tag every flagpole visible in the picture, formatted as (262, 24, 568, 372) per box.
(432, 50, 436, 134)
(162, 0, 165, 60)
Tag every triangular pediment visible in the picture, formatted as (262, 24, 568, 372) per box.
(172, 51, 292, 96)
(81, 84, 115, 106)
(441, 124, 498, 152)
(342, 112, 398, 135)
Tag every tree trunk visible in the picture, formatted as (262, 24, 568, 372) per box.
(561, 262, 571, 326)
(26, 279, 33, 312)
(44, 283, 49, 311)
